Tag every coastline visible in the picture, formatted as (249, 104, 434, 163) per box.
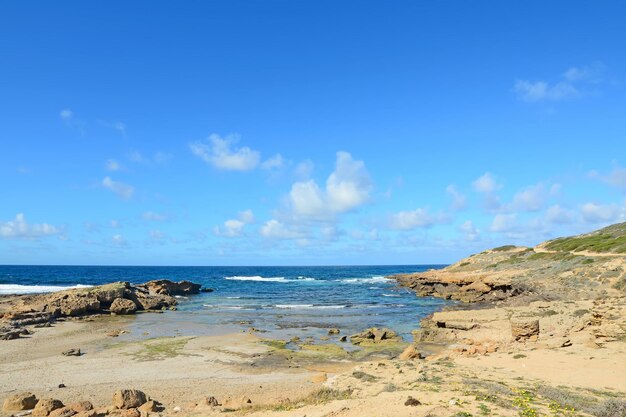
(2, 236, 626, 416)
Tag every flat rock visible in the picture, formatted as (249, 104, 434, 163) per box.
(3, 392, 38, 411)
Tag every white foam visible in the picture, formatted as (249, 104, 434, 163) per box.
(224, 276, 287, 282)
(0, 284, 93, 295)
(274, 304, 347, 309)
(337, 276, 391, 284)
(382, 293, 401, 297)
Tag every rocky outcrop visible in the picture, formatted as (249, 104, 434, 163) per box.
(398, 344, 423, 360)
(0, 280, 205, 341)
(350, 328, 402, 345)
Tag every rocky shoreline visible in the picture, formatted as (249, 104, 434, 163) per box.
(0, 280, 208, 341)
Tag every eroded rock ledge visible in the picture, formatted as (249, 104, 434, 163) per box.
(0, 280, 206, 340)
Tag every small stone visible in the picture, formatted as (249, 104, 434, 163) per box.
(173, 406, 181, 412)
(57, 384, 66, 389)
(404, 396, 421, 406)
(119, 409, 140, 417)
(137, 400, 159, 413)
(399, 344, 424, 360)
(61, 349, 81, 357)
(328, 328, 340, 335)
(339, 336, 348, 342)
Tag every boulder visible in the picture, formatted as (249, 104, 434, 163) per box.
(138, 400, 160, 412)
(328, 328, 340, 335)
(119, 409, 140, 417)
(125, 288, 176, 311)
(112, 389, 147, 409)
(3, 392, 38, 411)
(33, 399, 64, 416)
(350, 327, 402, 345)
(62, 348, 81, 357)
(89, 283, 128, 305)
(48, 406, 76, 417)
(0, 326, 23, 340)
(511, 319, 540, 341)
(45, 293, 100, 317)
(110, 299, 137, 315)
(141, 280, 201, 296)
(68, 401, 93, 413)
(399, 344, 424, 360)
(73, 411, 97, 417)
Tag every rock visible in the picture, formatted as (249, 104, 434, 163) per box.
(138, 400, 160, 413)
(204, 397, 220, 407)
(68, 402, 92, 413)
(141, 280, 201, 296)
(221, 397, 252, 410)
(125, 288, 176, 311)
(435, 321, 478, 331)
(61, 348, 81, 357)
(73, 411, 97, 417)
(48, 407, 76, 417)
(511, 319, 540, 341)
(45, 293, 100, 317)
(200, 288, 214, 293)
(89, 282, 128, 305)
(3, 393, 38, 411)
(57, 384, 66, 389)
(0, 326, 23, 340)
(350, 328, 402, 345)
(33, 399, 65, 416)
(119, 409, 140, 417)
(110, 299, 137, 315)
(328, 328, 340, 335)
(405, 396, 421, 406)
(339, 335, 347, 342)
(173, 406, 181, 413)
(399, 344, 424, 360)
(112, 390, 147, 409)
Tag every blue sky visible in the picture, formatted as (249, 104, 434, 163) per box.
(1, 1, 625, 265)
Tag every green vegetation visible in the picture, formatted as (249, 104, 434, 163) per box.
(352, 370, 378, 382)
(513, 354, 527, 359)
(493, 245, 518, 252)
(513, 390, 538, 417)
(479, 403, 492, 416)
(127, 337, 194, 361)
(545, 223, 626, 253)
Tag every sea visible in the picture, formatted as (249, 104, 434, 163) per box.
(0, 265, 449, 342)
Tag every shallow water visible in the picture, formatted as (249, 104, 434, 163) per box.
(0, 265, 449, 341)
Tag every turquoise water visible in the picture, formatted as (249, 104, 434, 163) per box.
(0, 265, 448, 340)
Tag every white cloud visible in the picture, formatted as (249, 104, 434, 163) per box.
(514, 80, 578, 102)
(261, 154, 285, 170)
(214, 209, 255, 238)
(545, 204, 575, 225)
(459, 220, 480, 241)
(580, 202, 623, 223)
(446, 185, 467, 210)
(149, 230, 165, 240)
(106, 159, 122, 171)
(238, 209, 255, 224)
(142, 211, 167, 222)
(260, 219, 305, 239)
(515, 63, 605, 102)
(111, 234, 126, 246)
(60, 109, 73, 120)
(390, 208, 446, 230)
(102, 176, 134, 199)
(288, 152, 372, 219)
(472, 172, 501, 193)
(189, 134, 260, 171)
(511, 183, 551, 212)
(294, 160, 314, 179)
(590, 166, 626, 192)
(490, 213, 517, 232)
(0, 213, 61, 239)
